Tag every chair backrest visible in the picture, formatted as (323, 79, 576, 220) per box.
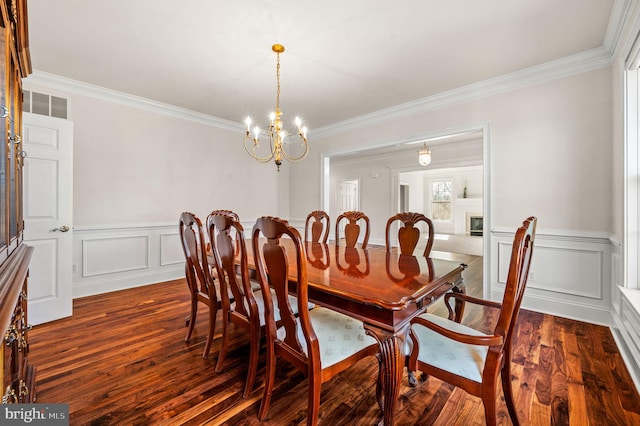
(494, 216, 537, 350)
(385, 212, 434, 257)
(179, 212, 216, 299)
(207, 210, 255, 319)
(252, 217, 319, 366)
(335, 211, 370, 249)
(305, 210, 330, 243)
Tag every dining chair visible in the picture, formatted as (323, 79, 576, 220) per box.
(179, 212, 218, 359)
(408, 217, 537, 426)
(208, 210, 310, 398)
(335, 211, 370, 249)
(385, 212, 435, 257)
(305, 210, 330, 243)
(252, 216, 380, 426)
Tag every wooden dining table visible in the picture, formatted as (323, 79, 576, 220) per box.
(242, 240, 467, 425)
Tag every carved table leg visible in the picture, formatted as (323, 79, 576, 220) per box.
(364, 323, 410, 426)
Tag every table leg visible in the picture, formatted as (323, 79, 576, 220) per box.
(364, 323, 410, 426)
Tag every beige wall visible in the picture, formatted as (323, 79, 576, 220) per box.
(23, 83, 287, 226)
(291, 67, 613, 234)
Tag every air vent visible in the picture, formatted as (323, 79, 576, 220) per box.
(22, 90, 68, 119)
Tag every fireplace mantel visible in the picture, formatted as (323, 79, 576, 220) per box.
(454, 198, 483, 235)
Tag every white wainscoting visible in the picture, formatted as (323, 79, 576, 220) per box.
(490, 227, 613, 326)
(491, 227, 640, 392)
(73, 223, 184, 298)
(612, 288, 640, 392)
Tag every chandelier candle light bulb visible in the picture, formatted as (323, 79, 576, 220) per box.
(243, 44, 309, 171)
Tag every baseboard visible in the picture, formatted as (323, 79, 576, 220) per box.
(73, 266, 184, 298)
(504, 290, 613, 326)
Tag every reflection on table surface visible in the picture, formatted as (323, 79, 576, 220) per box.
(252, 241, 466, 311)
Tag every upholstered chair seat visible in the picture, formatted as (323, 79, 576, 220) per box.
(411, 313, 489, 383)
(276, 306, 377, 368)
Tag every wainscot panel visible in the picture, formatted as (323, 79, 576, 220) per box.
(73, 224, 184, 298)
(490, 228, 613, 326)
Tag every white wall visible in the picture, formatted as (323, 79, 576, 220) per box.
(610, 0, 640, 393)
(23, 79, 287, 296)
(290, 66, 616, 329)
(292, 68, 613, 233)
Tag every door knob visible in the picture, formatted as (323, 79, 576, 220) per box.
(51, 225, 70, 232)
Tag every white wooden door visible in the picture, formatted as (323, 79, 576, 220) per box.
(23, 113, 74, 325)
(337, 180, 359, 238)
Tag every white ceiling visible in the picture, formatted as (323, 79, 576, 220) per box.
(26, 0, 616, 130)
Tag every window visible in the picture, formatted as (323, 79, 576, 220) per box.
(430, 180, 452, 220)
(625, 34, 640, 290)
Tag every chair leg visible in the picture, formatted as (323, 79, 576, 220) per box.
(501, 368, 520, 426)
(242, 324, 261, 399)
(202, 304, 216, 359)
(258, 342, 276, 421)
(307, 370, 321, 426)
(407, 329, 420, 385)
(404, 330, 418, 387)
(482, 379, 498, 426)
(185, 298, 197, 342)
(214, 311, 229, 372)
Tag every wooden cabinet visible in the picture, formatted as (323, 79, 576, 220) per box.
(0, 0, 34, 404)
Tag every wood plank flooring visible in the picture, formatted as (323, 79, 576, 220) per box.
(28, 255, 640, 425)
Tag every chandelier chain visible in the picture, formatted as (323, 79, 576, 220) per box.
(276, 52, 281, 112)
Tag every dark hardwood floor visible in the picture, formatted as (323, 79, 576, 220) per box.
(28, 255, 640, 425)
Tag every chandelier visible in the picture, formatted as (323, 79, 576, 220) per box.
(243, 44, 308, 171)
(418, 143, 432, 166)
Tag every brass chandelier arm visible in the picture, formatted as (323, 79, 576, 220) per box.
(279, 134, 309, 162)
(243, 133, 275, 163)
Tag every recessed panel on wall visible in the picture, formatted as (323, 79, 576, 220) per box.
(160, 232, 183, 266)
(498, 241, 602, 299)
(83, 235, 149, 277)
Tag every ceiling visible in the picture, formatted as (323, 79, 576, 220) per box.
(26, 1, 616, 130)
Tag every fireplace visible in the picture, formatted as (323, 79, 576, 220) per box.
(466, 214, 483, 236)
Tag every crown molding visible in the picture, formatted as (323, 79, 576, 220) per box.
(24, 71, 243, 132)
(24, 0, 630, 137)
(313, 46, 614, 138)
(24, 46, 615, 138)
